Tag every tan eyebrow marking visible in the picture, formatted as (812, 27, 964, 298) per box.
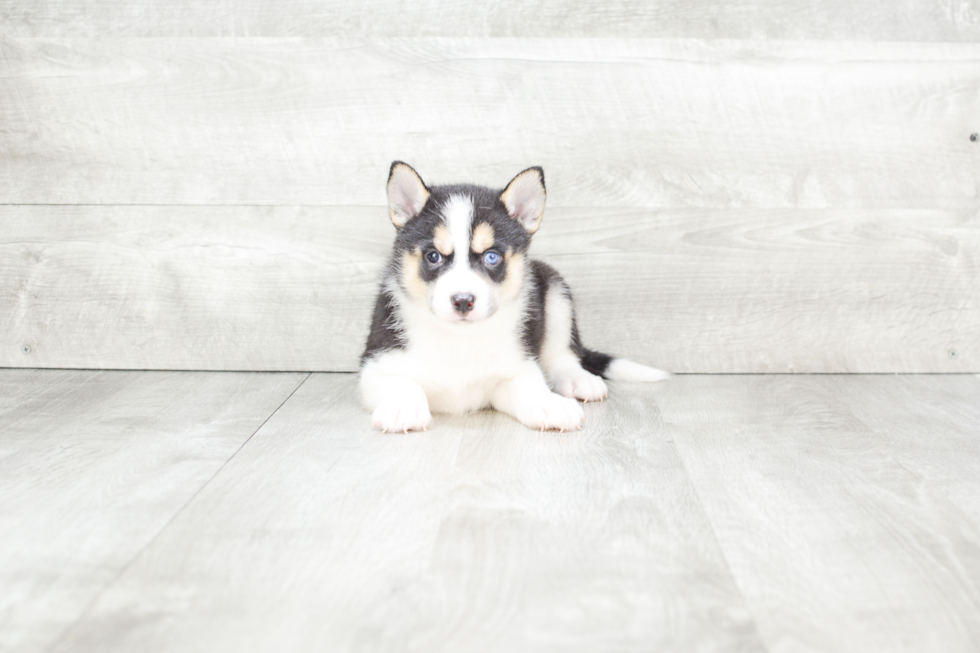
(471, 223, 495, 253)
(433, 225, 453, 256)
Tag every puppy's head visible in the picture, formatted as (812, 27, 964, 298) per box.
(386, 162, 545, 323)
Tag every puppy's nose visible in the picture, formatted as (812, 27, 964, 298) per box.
(451, 293, 475, 316)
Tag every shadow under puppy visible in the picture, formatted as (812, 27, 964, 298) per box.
(361, 162, 668, 433)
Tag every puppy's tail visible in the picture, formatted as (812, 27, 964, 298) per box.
(580, 349, 671, 382)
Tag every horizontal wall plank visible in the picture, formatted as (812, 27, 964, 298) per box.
(1, 38, 977, 208)
(2, 205, 975, 373)
(2, 0, 978, 40)
(0, 369, 306, 653)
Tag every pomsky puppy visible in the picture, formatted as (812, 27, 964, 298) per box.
(360, 162, 669, 433)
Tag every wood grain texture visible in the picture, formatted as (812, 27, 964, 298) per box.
(660, 374, 980, 653)
(49, 374, 469, 652)
(2, 206, 976, 373)
(52, 374, 764, 653)
(394, 383, 762, 652)
(1, 38, 977, 207)
(0, 369, 306, 653)
(2, 0, 978, 40)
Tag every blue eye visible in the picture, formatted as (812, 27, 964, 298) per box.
(483, 250, 501, 266)
(426, 251, 442, 264)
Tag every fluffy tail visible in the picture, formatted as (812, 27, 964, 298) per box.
(580, 349, 671, 382)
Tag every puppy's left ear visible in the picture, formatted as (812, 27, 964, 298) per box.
(501, 167, 546, 234)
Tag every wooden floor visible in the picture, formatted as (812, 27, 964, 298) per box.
(2, 371, 979, 652)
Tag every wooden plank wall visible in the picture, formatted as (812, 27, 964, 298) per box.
(1, 3, 978, 373)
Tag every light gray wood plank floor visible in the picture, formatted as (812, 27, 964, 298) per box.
(4, 371, 979, 652)
(661, 375, 980, 652)
(0, 370, 308, 653)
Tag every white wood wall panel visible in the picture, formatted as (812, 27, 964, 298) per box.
(0, 369, 306, 653)
(1, 38, 977, 208)
(2, 0, 978, 40)
(2, 206, 975, 373)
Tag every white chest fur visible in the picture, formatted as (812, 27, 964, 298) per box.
(367, 293, 531, 414)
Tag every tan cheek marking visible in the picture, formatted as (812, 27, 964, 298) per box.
(500, 252, 525, 301)
(401, 250, 428, 302)
(433, 225, 453, 256)
(471, 223, 495, 253)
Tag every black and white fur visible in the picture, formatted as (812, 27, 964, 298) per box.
(360, 162, 669, 433)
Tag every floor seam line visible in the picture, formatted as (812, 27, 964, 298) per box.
(43, 371, 312, 652)
(667, 426, 774, 653)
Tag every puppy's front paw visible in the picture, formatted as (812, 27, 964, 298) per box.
(371, 403, 432, 433)
(521, 393, 585, 432)
(553, 370, 608, 403)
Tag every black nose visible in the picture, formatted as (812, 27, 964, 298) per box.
(451, 293, 475, 316)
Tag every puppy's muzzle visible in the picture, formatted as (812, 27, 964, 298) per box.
(451, 293, 475, 316)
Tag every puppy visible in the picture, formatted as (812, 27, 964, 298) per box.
(360, 162, 669, 433)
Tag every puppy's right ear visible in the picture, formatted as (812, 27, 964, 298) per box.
(387, 161, 430, 228)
